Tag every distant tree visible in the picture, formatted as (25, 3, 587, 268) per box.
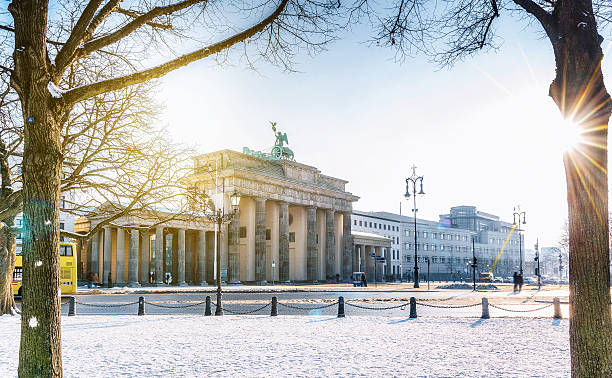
(356, 0, 612, 375)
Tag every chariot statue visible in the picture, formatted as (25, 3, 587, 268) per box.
(270, 122, 294, 161)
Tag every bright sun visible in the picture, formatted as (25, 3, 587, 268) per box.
(558, 118, 583, 151)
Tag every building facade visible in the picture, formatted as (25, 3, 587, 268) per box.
(77, 148, 360, 285)
(352, 206, 525, 281)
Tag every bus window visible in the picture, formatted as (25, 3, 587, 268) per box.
(15, 244, 22, 256)
(60, 245, 73, 256)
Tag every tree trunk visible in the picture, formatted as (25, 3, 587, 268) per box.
(10, 1, 64, 376)
(548, 1, 612, 376)
(0, 225, 17, 314)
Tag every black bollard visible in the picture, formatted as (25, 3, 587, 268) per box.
(337, 296, 345, 318)
(68, 296, 76, 316)
(553, 297, 562, 319)
(271, 297, 278, 316)
(481, 297, 490, 319)
(138, 296, 145, 316)
(205, 296, 212, 316)
(108, 272, 112, 288)
(409, 297, 417, 318)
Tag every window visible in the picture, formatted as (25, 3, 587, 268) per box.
(354, 220, 357, 226)
(359, 221, 362, 226)
(432, 257, 438, 263)
(432, 233, 437, 239)
(423, 231, 428, 238)
(440, 245, 444, 251)
(266, 229, 271, 241)
(60, 222, 64, 230)
(289, 232, 296, 243)
(462, 235, 467, 241)
(432, 244, 437, 251)
(440, 257, 445, 263)
(60, 245, 73, 256)
(423, 244, 428, 251)
(369, 222, 372, 227)
(239, 227, 247, 238)
(455, 235, 460, 240)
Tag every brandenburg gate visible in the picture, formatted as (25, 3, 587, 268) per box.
(189, 148, 359, 283)
(77, 126, 359, 285)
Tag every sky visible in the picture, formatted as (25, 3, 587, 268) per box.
(151, 12, 611, 251)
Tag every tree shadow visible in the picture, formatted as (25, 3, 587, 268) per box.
(306, 316, 338, 323)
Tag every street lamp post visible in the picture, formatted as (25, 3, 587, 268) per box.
(426, 257, 430, 291)
(201, 189, 241, 316)
(534, 239, 541, 289)
(471, 235, 477, 291)
(404, 165, 425, 289)
(513, 206, 526, 275)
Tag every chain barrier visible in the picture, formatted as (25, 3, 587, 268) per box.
(147, 301, 205, 309)
(74, 300, 139, 308)
(416, 301, 481, 309)
(489, 303, 554, 313)
(278, 301, 339, 310)
(220, 302, 271, 315)
(345, 301, 409, 310)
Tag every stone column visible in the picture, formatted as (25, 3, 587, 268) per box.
(116, 228, 125, 285)
(375, 246, 384, 282)
(352, 244, 359, 273)
(90, 231, 100, 279)
(185, 232, 192, 283)
(255, 198, 267, 282)
(325, 210, 336, 281)
(197, 230, 207, 285)
(359, 244, 366, 273)
(366, 245, 375, 282)
(306, 206, 318, 281)
(154, 225, 164, 285)
(228, 211, 241, 282)
(139, 230, 150, 285)
(128, 229, 140, 287)
(177, 229, 187, 286)
(103, 226, 112, 285)
(278, 202, 290, 282)
(342, 213, 353, 280)
(385, 247, 392, 279)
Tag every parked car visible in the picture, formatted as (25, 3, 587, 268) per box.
(492, 277, 504, 283)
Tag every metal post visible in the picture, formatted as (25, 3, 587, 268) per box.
(138, 296, 145, 316)
(68, 296, 76, 316)
(472, 236, 477, 291)
(553, 297, 562, 319)
(481, 297, 490, 319)
(427, 258, 430, 291)
(271, 296, 278, 316)
(409, 296, 417, 318)
(215, 214, 223, 316)
(205, 296, 212, 316)
(413, 193, 419, 288)
(337, 296, 345, 318)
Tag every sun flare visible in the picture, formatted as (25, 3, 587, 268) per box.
(558, 119, 583, 152)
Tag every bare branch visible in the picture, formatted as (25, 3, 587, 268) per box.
(62, 0, 289, 104)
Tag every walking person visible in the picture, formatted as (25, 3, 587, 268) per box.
(361, 273, 368, 287)
(513, 272, 519, 293)
(518, 272, 524, 292)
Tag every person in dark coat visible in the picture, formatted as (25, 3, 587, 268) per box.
(518, 272, 524, 292)
(361, 273, 368, 287)
(513, 272, 519, 292)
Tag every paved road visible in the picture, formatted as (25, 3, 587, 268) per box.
(14, 289, 568, 318)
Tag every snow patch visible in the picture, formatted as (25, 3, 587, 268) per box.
(47, 82, 66, 99)
(35, 260, 42, 267)
(28, 317, 38, 328)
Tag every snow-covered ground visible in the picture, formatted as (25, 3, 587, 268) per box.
(0, 315, 569, 377)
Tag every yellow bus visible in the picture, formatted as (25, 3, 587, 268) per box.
(12, 242, 78, 296)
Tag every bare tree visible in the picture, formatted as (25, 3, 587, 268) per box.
(1, 0, 340, 374)
(357, 0, 612, 374)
